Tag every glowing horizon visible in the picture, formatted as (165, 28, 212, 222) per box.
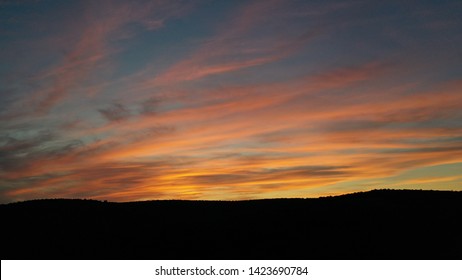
(1, 0, 461, 203)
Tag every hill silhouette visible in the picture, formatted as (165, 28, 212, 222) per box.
(2, 189, 461, 259)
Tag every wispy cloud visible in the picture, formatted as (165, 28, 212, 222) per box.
(152, 0, 321, 84)
(1, 0, 461, 203)
(3, 0, 194, 118)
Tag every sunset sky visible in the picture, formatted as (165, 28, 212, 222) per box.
(1, 0, 461, 203)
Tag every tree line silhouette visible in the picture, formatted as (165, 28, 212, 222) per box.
(1, 189, 461, 259)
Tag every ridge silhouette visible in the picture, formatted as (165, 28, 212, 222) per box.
(2, 189, 461, 259)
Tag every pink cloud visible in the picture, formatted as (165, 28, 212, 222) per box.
(11, 0, 194, 116)
(152, 0, 319, 85)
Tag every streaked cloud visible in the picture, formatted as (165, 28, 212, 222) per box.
(1, 0, 461, 203)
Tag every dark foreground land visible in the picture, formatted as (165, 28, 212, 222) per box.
(2, 189, 462, 259)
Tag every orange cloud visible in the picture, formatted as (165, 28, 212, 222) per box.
(2, 1, 461, 203)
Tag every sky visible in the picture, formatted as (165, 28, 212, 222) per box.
(1, 0, 461, 203)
